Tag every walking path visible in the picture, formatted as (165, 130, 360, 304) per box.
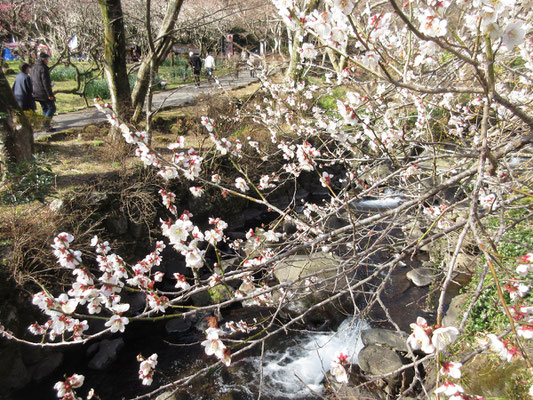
(35, 71, 258, 138)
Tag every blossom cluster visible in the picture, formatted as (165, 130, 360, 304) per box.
(329, 351, 349, 383)
(407, 317, 459, 354)
(54, 373, 86, 400)
(201, 318, 231, 366)
(137, 353, 158, 385)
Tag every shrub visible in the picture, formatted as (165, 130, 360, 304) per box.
(85, 78, 110, 99)
(85, 75, 136, 100)
(0, 153, 58, 205)
(50, 66, 78, 81)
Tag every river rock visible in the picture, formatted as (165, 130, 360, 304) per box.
(105, 214, 129, 235)
(442, 294, 468, 328)
(362, 329, 409, 353)
(330, 381, 386, 400)
(406, 268, 437, 287)
(88, 191, 109, 207)
(273, 252, 352, 324)
(358, 345, 403, 377)
(274, 252, 340, 284)
(325, 214, 350, 230)
(0, 346, 31, 390)
(88, 338, 124, 370)
(31, 352, 63, 381)
(166, 317, 193, 334)
(453, 253, 475, 272)
(49, 198, 65, 212)
(208, 284, 233, 304)
(155, 391, 177, 400)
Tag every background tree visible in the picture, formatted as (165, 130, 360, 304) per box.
(0, 68, 33, 169)
(96, 0, 132, 120)
(130, 0, 185, 121)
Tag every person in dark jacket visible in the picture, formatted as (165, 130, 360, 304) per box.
(30, 52, 56, 132)
(188, 51, 202, 88)
(12, 63, 36, 111)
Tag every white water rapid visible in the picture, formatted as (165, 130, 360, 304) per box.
(238, 318, 369, 399)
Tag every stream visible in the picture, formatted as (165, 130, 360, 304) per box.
(8, 194, 453, 400)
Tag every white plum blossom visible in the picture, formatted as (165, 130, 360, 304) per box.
(329, 352, 349, 383)
(190, 186, 205, 197)
(202, 326, 230, 364)
(435, 381, 465, 397)
(440, 361, 462, 379)
(330, 359, 348, 383)
(104, 314, 129, 333)
(54, 373, 85, 399)
(299, 43, 318, 60)
(137, 353, 158, 385)
(407, 317, 435, 354)
(173, 273, 191, 290)
(487, 334, 520, 362)
(517, 325, 533, 339)
(502, 22, 526, 49)
(432, 326, 459, 352)
(264, 230, 282, 242)
(418, 11, 448, 37)
(235, 177, 250, 192)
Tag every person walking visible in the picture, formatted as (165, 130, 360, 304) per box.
(30, 53, 56, 132)
(204, 52, 215, 82)
(189, 51, 202, 88)
(12, 62, 36, 111)
(247, 53, 256, 78)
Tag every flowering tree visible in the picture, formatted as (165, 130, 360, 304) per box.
(1, 0, 533, 399)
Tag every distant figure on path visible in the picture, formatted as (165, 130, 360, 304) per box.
(12, 62, 36, 111)
(204, 52, 215, 82)
(247, 53, 256, 78)
(232, 52, 240, 80)
(189, 51, 202, 88)
(31, 53, 56, 132)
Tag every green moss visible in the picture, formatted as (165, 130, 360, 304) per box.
(208, 284, 233, 304)
(317, 86, 346, 111)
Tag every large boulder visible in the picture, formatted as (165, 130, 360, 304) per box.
(0, 345, 31, 390)
(87, 338, 124, 370)
(358, 344, 403, 377)
(30, 352, 64, 382)
(362, 329, 409, 353)
(274, 252, 341, 284)
(273, 252, 352, 325)
(442, 294, 468, 328)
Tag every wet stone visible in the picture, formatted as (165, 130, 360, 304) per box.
(166, 318, 193, 334)
(406, 267, 438, 287)
(31, 352, 63, 382)
(362, 328, 409, 353)
(358, 344, 403, 377)
(87, 338, 124, 370)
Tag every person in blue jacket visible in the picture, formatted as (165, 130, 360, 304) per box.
(12, 63, 36, 111)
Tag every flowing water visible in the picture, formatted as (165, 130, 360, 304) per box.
(234, 318, 369, 399)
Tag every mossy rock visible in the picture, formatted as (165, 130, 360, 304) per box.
(208, 284, 233, 304)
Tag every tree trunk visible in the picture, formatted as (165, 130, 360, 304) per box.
(131, 0, 184, 121)
(285, 0, 321, 84)
(97, 0, 132, 121)
(286, 30, 302, 83)
(0, 68, 34, 172)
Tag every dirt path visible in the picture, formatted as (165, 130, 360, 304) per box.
(35, 71, 258, 139)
